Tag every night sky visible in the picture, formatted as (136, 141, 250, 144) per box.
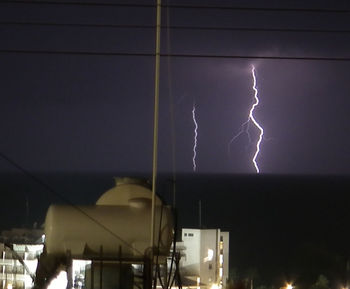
(0, 0, 350, 287)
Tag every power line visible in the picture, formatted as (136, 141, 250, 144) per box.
(0, 151, 143, 256)
(172, 26, 350, 34)
(0, 0, 153, 8)
(168, 4, 350, 13)
(1, 0, 349, 14)
(1, 21, 350, 34)
(166, 53, 350, 62)
(0, 48, 350, 62)
(0, 21, 154, 29)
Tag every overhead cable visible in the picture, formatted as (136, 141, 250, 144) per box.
(1, 21, 350, 34)
(0, 49, 350, 62)
(1, 0, 349, 14)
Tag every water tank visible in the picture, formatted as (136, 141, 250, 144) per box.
(44, 177, 173, 258)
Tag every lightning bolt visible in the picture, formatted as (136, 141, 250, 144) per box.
(228, 65, 264, 173)
(250, 65, 264, 173)
(192, 103, 198, 172)
(228, 117, 251, 155)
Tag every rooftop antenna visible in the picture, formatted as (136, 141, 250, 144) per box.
(199, 200, 202, 229)
(25, 196, 29, 227)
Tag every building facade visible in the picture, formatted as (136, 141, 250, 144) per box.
(0, 228, 44, 289)
(178, 228, 229, 289)
(0, 243, 43, 289)
(0, 227, 229, 289)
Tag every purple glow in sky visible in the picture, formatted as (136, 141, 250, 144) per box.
(0, 0, 349, 175)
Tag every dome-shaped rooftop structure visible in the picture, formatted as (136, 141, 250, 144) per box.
(96, 177, 162, 207)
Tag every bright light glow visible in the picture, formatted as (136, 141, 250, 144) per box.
(219, 267, 223, 277)
(192, 103, 198, 171)
(219, 254, 223, 265)
(47, 271, 68, 289)
(197, 277, 201, 289)
(228, 65, 264, 173)
(7, 284, 12, 289)
(286, 283, 294, 289)
(24, 259, 38, 274)
(204, 249, 214, 262)
(72, 260, 90, 289)
(24, 259, 39, 287)
(211, 284, 220, 289)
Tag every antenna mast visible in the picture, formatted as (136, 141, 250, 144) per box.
(150, 0, 162, 252)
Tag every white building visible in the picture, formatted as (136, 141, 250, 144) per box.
(0, 243, 43, 289)
(0, 228, 44, 289)
(177, 228, 229, 289)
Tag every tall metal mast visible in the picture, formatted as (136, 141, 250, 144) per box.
(150, 0, 162, 254)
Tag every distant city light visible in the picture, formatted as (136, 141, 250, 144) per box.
(286, 283, 294, 289)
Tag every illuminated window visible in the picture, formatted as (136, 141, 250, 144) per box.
(204, 249, 214, 262)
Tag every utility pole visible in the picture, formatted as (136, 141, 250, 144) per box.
(150, 0, 162, 270)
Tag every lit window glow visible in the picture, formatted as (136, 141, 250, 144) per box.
(47, 271, 68, 289)
(204, 249, 214, 262)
